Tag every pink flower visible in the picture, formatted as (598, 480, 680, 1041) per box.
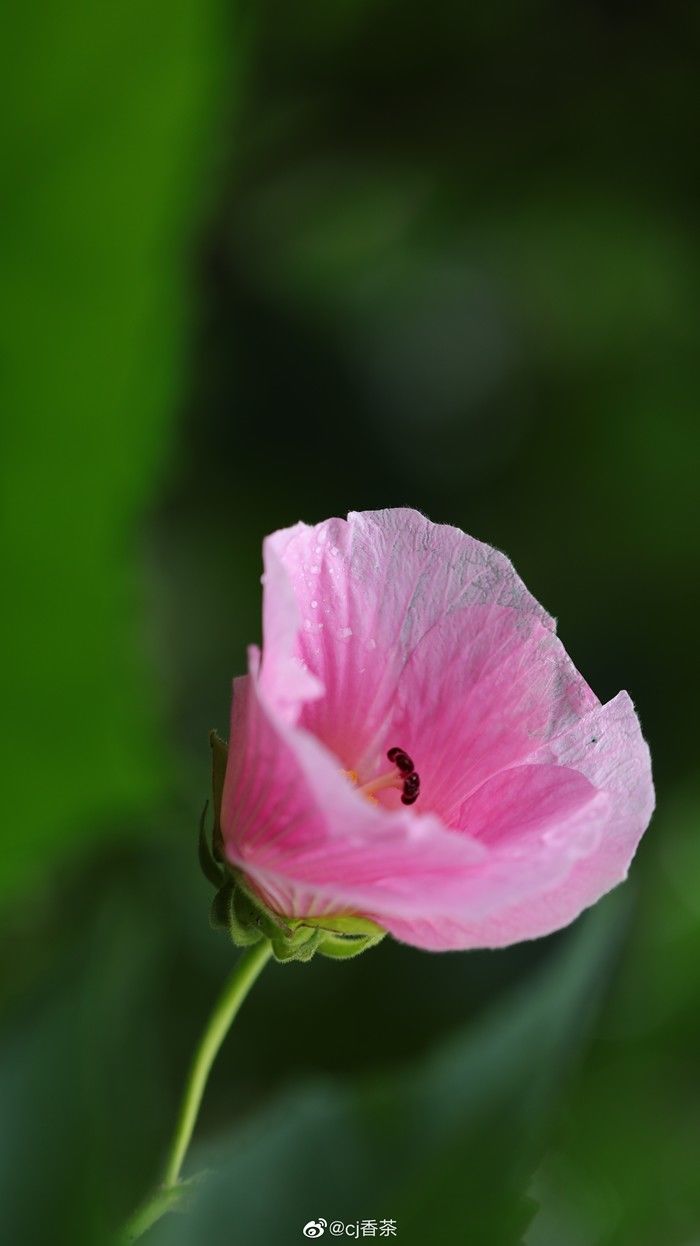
(221, 509, 654, 951)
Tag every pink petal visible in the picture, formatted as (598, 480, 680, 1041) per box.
(261, 510, 598, 816)
(382, 692, 653, 949)
(262, 510, 554, 761)
(259, 533, 325, 721)
(379, 606, 598, 827)
(459, 763, 604, 849)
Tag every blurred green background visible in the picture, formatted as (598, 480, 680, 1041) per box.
(2, 3, 699, 1244)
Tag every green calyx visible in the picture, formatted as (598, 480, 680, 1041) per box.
(199, 731, 386, 964)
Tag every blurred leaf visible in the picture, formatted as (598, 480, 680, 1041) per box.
(0, 881, 172, 1246)
(0, 0, 226, 898)
(528, 795, 700, 1246)
(151, 898, 626, 1246)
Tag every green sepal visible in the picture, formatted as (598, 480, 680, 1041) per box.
(209, 730, 228, 862)
(232, 872, 294, 941)
(226, 889, 265, 946)
(208, 868, 386, 962)
(316, 929, 386, 959)
(209, 880, 235, 932)
(269, 926, 322, 963)
(198, 799, 224, 888)
(197, 728, 229, 888)
(210, 879, 262, 945)
(294, 913, 386, 960)
(298, 914, 385, 939)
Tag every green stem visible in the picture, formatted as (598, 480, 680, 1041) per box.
(121, 1185, 188, 1243)
(122, 940, 273, 1242)
(162, 939, 272, 1187)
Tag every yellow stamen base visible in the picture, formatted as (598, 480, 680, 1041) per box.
(342, 767, 403, 804)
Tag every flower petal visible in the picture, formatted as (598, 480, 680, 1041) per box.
(379, 605, 598, 827)
(261, 510, 598, 815)
(259, 531, 325, 721)
(261, 509, 557, 766)
(381, 692, 654, 949)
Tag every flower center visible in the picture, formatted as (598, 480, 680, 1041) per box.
(346, 747, 421, 806)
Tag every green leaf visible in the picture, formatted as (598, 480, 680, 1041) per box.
(0, 882, 178, 1245)
(151, 897, 628, 1246)
(0, 0, 226, 902)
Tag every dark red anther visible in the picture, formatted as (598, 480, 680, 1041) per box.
(402, 771, 420, 806)
(387, 746, 414, 773)
(389, 746, 421, 806)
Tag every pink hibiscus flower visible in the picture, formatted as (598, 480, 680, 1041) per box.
(220, 509, 654, 951)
